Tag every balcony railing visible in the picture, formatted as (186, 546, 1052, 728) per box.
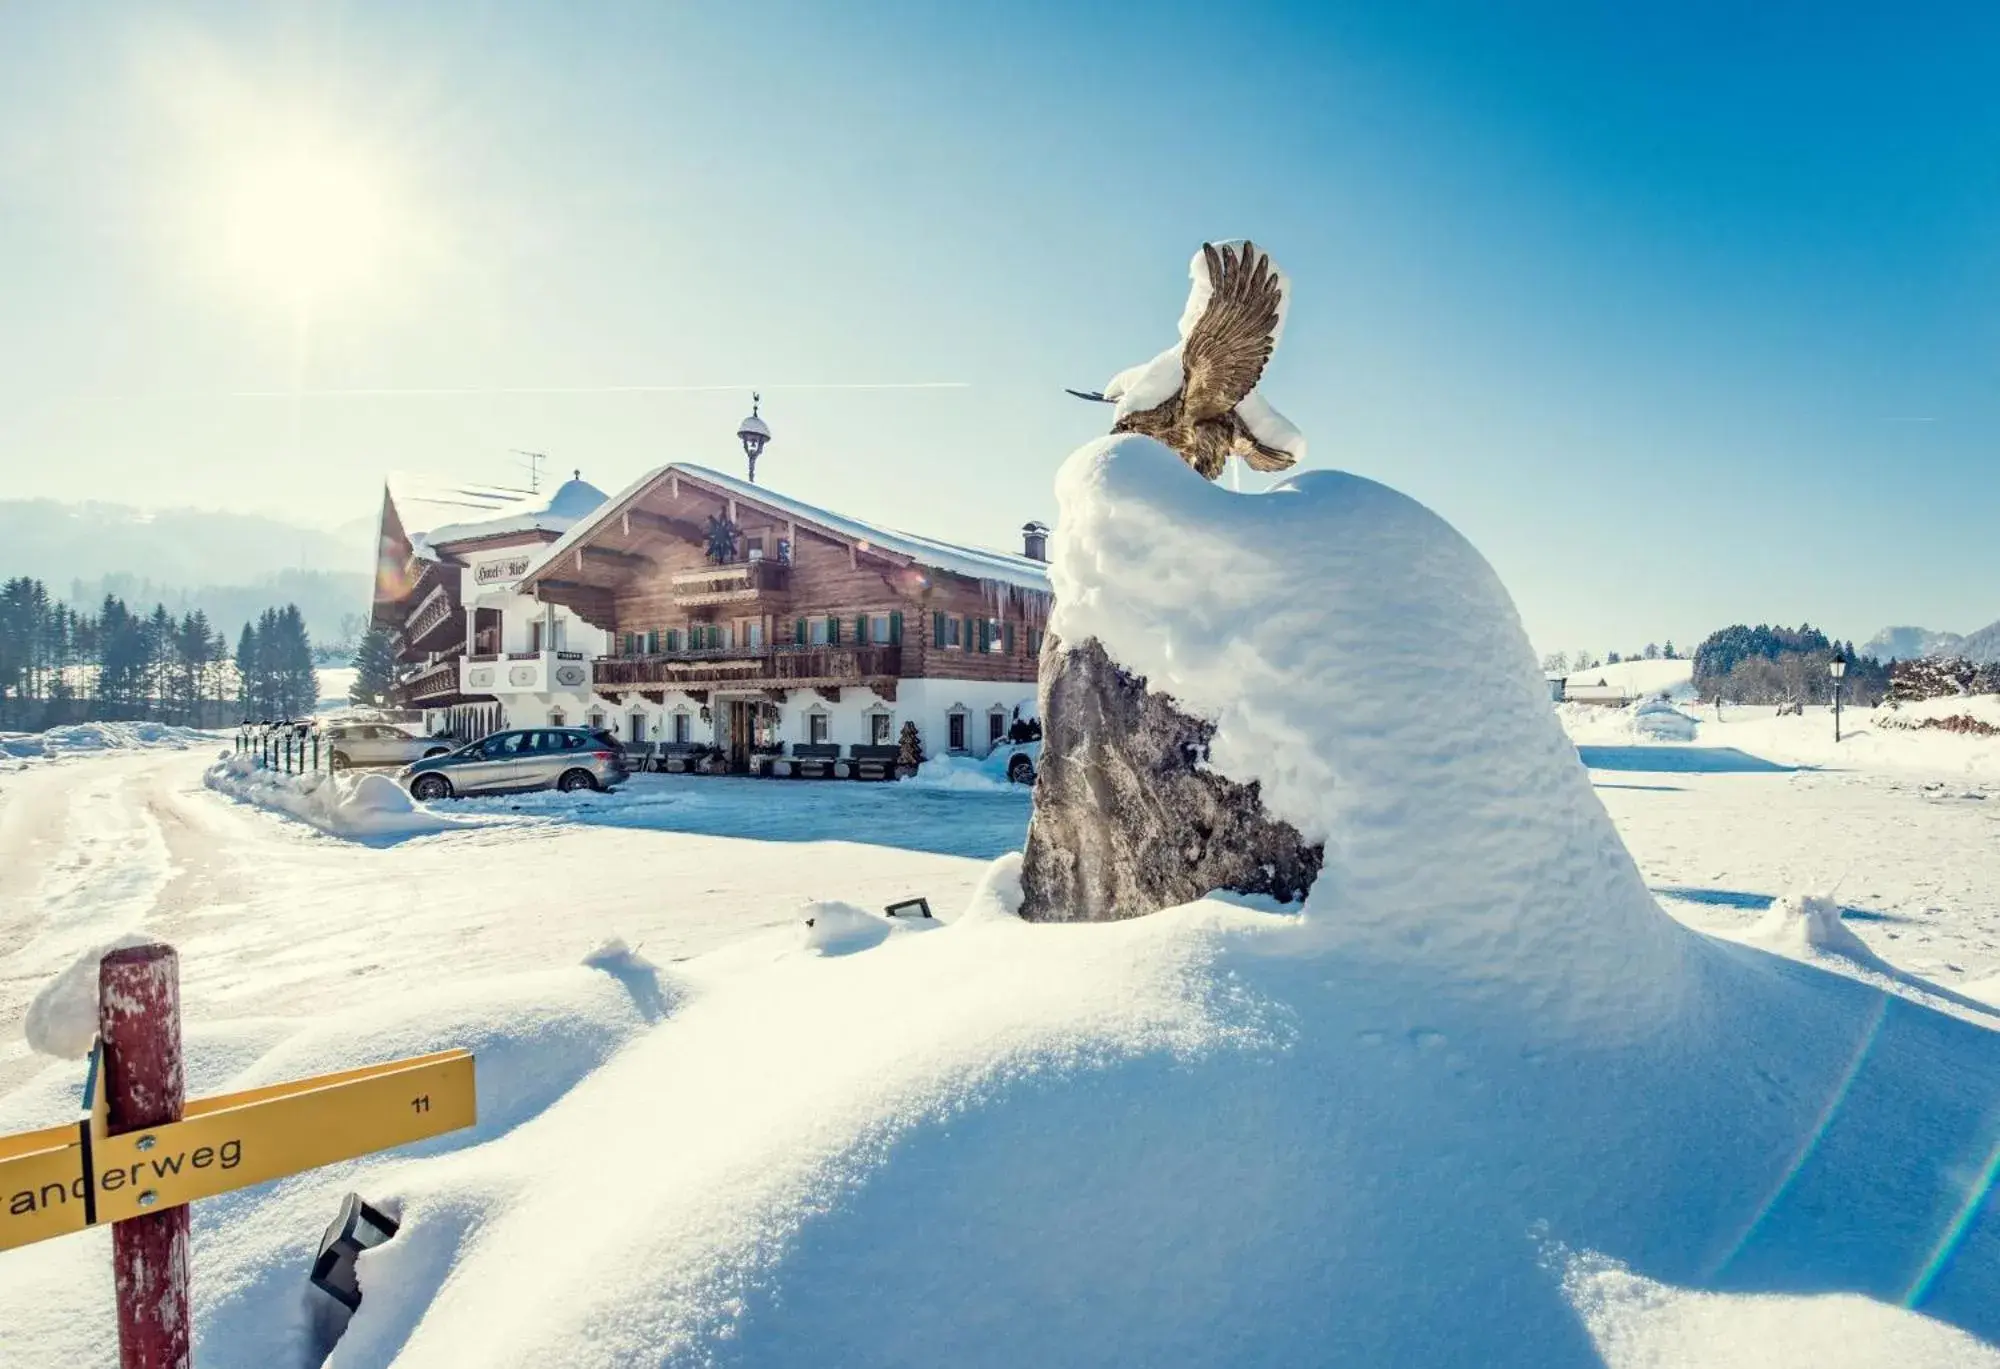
(462, 650, 594, 696)
(400, 655, 465, 702)
(670, 559, 790, 608)
(595, 643, 901, 691)
(405, 583, 456, 642)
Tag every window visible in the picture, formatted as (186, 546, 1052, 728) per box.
(981, 619, 1004, 654)
(746, 535, 765, 560)
(666, 628, 681, 652)
(631, 712, 648, 741)
(869, 614, 893, 644)
(588, 711, 605, 731)
(988, 711, 1006, 746)
(744, 619, 765, 648)
(646, 629, 660, 654)
(870, 712, 893, 745)
(1028, 627, 1044, 656)
(483, 732, 529, 758)
(947, 711, 968, 752)
(672, 712, 691, 744)
(549, 710, 566, 727)
(808, 711, 831, 745)
(809, 617, 831, 646)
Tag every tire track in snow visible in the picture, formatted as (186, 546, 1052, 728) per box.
(0, 760, 175, 1091)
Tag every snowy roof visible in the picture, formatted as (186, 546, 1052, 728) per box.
(528, 463, 1051, 594)
(386, 472, 611, 553)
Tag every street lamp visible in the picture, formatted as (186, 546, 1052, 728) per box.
(1829, 648, 1848, 743)
(736, 392, 772, 484)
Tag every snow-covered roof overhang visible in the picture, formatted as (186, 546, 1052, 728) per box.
(386, 472, 611, 550)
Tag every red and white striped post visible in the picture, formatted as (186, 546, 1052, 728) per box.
(98, 944, 191, 1369)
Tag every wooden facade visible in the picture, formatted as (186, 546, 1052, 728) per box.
(517, 467, 1048, 700)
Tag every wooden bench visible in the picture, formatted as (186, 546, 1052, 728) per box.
(849, 744, 902, 781)
(656, 743, 712, 774)
(788, 743, 842, 778)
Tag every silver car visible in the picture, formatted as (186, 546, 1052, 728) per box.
(325, 723, 453, 770)
(398, 728, 628, 800)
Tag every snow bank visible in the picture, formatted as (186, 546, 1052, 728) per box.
(800, 899, 939, 956)
(904, 752, 1014, 792)
(1751, 892, 1881, 964)
(0, 720, 211, 769)
(203, 755, 472, 841)
(1049, 434, 1685, 1014)
(1632, 696, 1700, 741)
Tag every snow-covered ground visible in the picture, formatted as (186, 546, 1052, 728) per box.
(3, 446, 1997, 1365)
(3, 710, 1998, 1364)
(0, 720, 214, 771)
(1563, 656, 1695, 701)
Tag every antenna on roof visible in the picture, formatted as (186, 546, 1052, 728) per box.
(511, 449, 549, 493)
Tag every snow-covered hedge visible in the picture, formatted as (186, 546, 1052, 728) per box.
(203, 754, 470, 840)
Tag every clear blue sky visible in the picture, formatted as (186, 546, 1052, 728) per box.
(2, 2, 1995, 656)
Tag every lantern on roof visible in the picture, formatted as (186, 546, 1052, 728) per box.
(737, 392, 772, 484)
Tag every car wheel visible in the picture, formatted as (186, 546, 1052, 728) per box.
(422, 747, 449, 759)
(411, 773, 452, 802)
(329, 751, 350, 770)
(558, 768, 598, 794)
(1008, 755, 1036, 785)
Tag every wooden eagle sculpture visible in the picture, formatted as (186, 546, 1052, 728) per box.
(1068, 240, 1305, 481)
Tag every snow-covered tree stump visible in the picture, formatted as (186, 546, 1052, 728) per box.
(1019, 635, 1322, 922)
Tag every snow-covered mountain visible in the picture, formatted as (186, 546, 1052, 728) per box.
(1861, 625, 1966, 661)
(1861, 622, 2000, 664)
(0, 498, 373, 645)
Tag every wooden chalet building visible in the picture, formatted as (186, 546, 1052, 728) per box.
(375, 461, 1051, 772)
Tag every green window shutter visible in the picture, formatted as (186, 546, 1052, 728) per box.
(829, 616, 841, 645)
(795, 617, 807, 645)
(933, 612, 946, 648)
(1004, 622, 1015, 654)
(890, 611, 903, 644)
(856, 614, 868, 643)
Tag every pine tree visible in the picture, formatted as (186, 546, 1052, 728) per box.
(350, 625, 398, 706)
(235, 621, 261, 718)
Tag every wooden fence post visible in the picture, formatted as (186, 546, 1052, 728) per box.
(98, 944, 191, 1369)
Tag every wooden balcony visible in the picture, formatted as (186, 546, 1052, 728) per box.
(398, 653, 466, 702)
(405, 583, 457, 644)
(670, 558, 790, 608)
(594, 643, 901, 694)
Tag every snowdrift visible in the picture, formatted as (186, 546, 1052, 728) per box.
(905, 752, 1018, 792)
(0, 721, 212, 768)
(203, 755, 473, 841)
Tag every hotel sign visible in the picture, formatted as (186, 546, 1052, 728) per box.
(474, 556, 533, 585)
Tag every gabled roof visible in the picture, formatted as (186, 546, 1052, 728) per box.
(386, 473, 610, 554)
(524, 463, 1051, 594)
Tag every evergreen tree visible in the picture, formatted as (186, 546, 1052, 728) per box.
(350, 625, 398, 706)
(235, 621, 261, 717)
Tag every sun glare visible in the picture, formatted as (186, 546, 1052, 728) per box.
(213, 138, 399, 309)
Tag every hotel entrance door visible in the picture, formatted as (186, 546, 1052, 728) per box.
(726, 700, 753, 773)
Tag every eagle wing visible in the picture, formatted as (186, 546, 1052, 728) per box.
(1179, 242, 1284, 424)
(1232, 426, 1299, 472)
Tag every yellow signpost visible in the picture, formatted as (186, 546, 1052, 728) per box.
(0, 1047, 477, 1254)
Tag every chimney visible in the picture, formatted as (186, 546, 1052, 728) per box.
(1021, 521, 1050, 562)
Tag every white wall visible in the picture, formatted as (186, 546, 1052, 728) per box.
(582, 677, 1035, 757)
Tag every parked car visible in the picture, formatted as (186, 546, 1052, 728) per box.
(990, 738, 1042, 785)
(324, 722, 454, 770)
(398, 728, 627, 800)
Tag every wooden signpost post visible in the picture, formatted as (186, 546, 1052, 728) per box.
(0, 944, 476, 1369)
